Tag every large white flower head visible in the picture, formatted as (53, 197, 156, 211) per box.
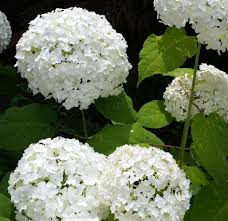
(15, 7, 132, 110)
(163, 64, 228, 122)
(0, 11, 12, 53)
(8, 137, 109, 221)
(153, 0, 228, 51)
(99, 144, 191, 221)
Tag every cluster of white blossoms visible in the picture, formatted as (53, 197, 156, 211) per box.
(99, 145, 191, 221)
(0, 11, 12, 53)
(154, 0, 228, 51)
(15, 7, 132, 110)
(8, 139, 191, 221)
(8, 137, 109, 221)
(164, 64, 228, 122)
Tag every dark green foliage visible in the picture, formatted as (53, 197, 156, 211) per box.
(0, 66, 17, 97)
(0, 104, 58, 153)
(0, 194, 11, 218)
(95, 92, 137, 124)
(0, 173, 10, 198)
(191, 114, 228, 183)
(185, 182, 228, 221)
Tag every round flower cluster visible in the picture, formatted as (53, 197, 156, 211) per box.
(8, 137, 109, 221)
(99, 144, 191, 221)
(15, 7, 132, 110)
(163, 64, 228, 122)
(153, 0, 228, 51)
(0, 11, 12, 53)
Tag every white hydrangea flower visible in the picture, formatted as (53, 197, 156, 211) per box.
(164, 63, 228, 122)
(15, 7, 132, 110)
(153, 0, 190, 28)
(153, 0, 228, 51)
(99, 144, 191, 221)
(0, 11, 12, 53)
(8, 137, 109, 221)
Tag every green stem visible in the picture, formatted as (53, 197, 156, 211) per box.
(81, 110, 88, 140)
(179, 42, 201, 166)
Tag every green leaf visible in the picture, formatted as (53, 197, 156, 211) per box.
(0, 173, 10, 198)
(95, 92, 137, 124)
(89, 124, 131, 155)
(164, 68, 194, 77)
(129, 123, 164, 145)
(183, 166, 209, 186)
(0, 194, 11, 218)
(0, 104, 58, 153)
(88, 123, 164, 155)
(191, 113, 228, 183)
(0, 218, 11, 221)
(137, 100, 173, 128)
(138, 27, 197, 85)
(183, 166, 209, 195)
(185, 182, 228, 221)
(0, 66, 17, 96)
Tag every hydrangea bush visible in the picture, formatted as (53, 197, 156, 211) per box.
(0, 3, 228, 221)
